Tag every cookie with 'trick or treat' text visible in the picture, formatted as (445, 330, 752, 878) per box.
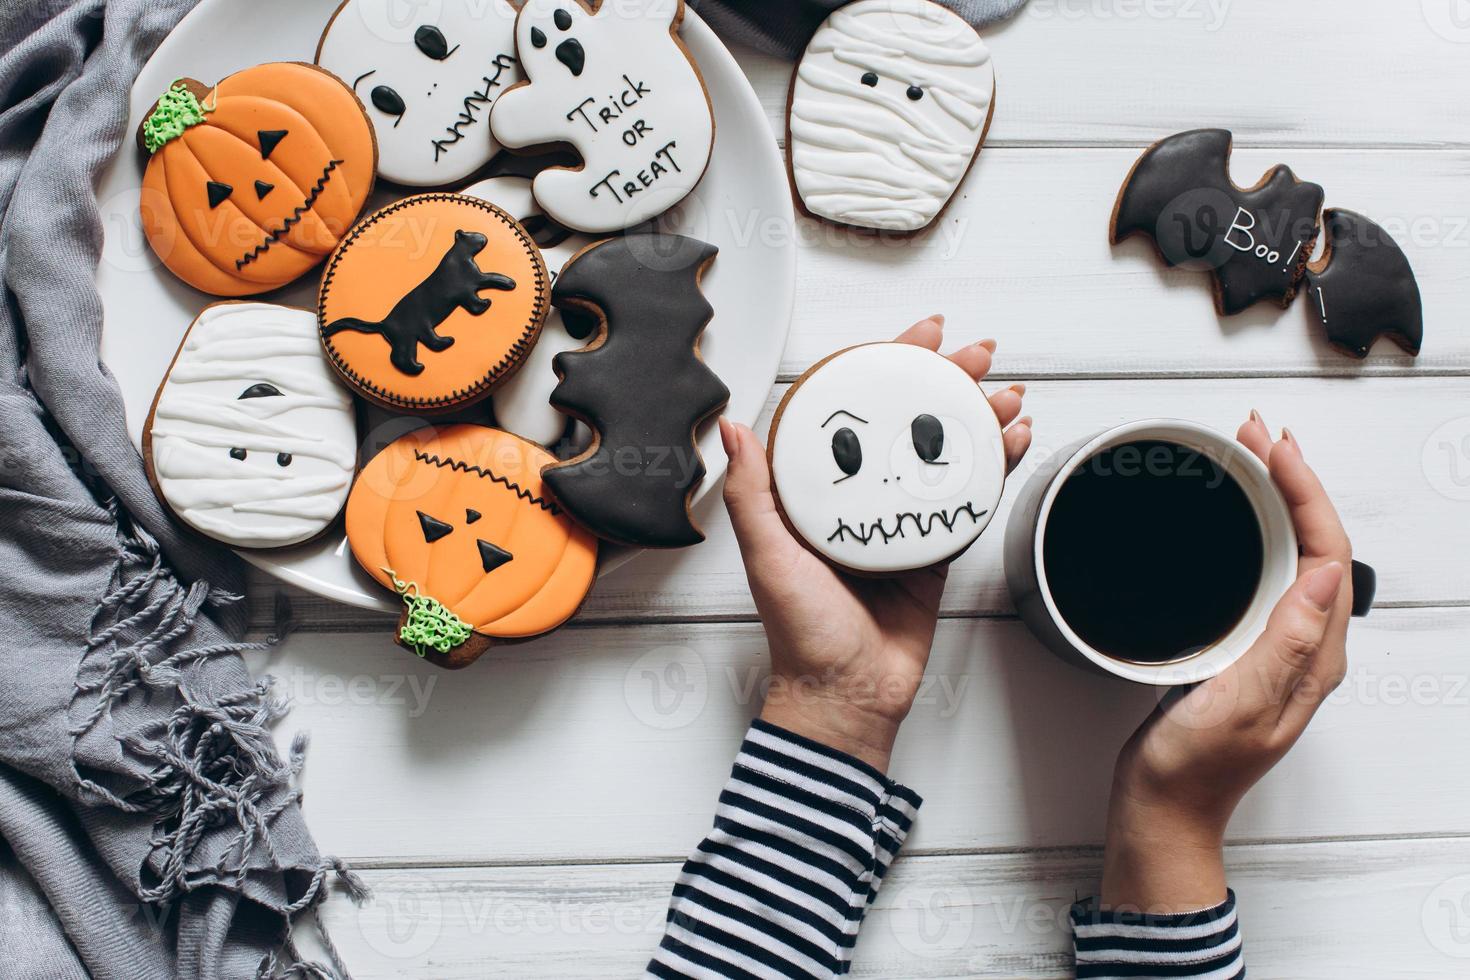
(144, 302, 359, 549)
(318, 193, 549, 413)
(1303, 209, 1424, 359)
(316, 0, 521, 187)
(789, 0, 996, 233)
(768, 343, 1006, 575)
(542, 234, 727, 548)
(1111, 128, 1324, 315)
(345, 424, 598, 668)
(489, 0, 716, 234)
(139, 63, 376, 296)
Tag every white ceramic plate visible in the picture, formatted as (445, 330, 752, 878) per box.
(97, 0, 796, 611)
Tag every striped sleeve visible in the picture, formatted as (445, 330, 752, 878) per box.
(1071, 889, 1245, 979)
(647, 718, 923, 979)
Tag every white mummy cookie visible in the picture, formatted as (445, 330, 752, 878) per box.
(316, 0, 521, 187)
(790, 0, 995, 233)
(769, 343, 1005, 574)
(146, 303, 359, 550)
(460, 175, 593, 450)
(489, 0, 715, 234)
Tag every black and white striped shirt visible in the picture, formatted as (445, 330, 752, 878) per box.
(649, 720, 1245, 979)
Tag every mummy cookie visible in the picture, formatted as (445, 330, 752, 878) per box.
(316, 0, 521, 187)
(319, 193, 549, 412)
(461, 176, 595, 449)
(346, 424, 598, 668)
(542, 234, 726, 548)
(769, 343, 1005, 574)
(489, 0, 715, 234)
(144, 303, 358, 549)
(790, 0, 996, 233)
(139, 64, 376, 296)
(1111, 129, 1324, 315)
(1304, 209, 1424, 359)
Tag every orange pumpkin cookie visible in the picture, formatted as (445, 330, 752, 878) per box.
(139, 63, 376, 296)
(319, 194, 548, 413)
(345, 424, 597, 668)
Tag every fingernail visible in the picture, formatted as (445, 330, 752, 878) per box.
(1305, 562, 1344, 610)
(718, 416, 737, 457)
(1283, 428, 1303, 456)
(1250, 408, 1263, 425)
(979, 338, 997, 352)
(1009, 383, 1027, 396)
(930, 313, 946, 327)
(1018, 416, 1033, 429)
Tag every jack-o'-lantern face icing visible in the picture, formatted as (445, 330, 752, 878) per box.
(769, 343, 1006, 574)
(316, 0, 521, 187)
(345, 424, 597, 667)
(139, 63, 376, 296)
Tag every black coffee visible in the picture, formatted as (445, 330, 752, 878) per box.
(1042, 440, 1264, 664)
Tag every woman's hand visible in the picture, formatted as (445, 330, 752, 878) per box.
(718, 315, 1032, 773)
(1101, 412, 1354, 912)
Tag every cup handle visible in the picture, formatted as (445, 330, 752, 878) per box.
(1350, 560, 1376, 618)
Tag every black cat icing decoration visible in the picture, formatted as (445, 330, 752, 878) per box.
(1304, 209, 1424, 359)
(1111, 128, 1325, 315)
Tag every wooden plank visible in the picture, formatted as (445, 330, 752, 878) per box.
(733, 2, 1470, 148)
(263, 607, 1470, 864)
(252, 375, 1470, 630)
(312, 837, 1470, 977)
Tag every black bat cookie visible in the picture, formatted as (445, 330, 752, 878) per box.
(542, 234, 727, 548)
(1111, 129, 1325, 315)
(1303, 209, 1423, 359)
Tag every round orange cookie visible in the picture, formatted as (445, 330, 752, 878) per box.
(139, 63, 376, 296)
(318, 194, 548, 412)
(345, 424, 598, 668)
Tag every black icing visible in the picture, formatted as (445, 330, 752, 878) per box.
(544, 235, 726, 549)
(911, 414, 944, 462)
(254, 180, 274, 200)
(861, 72, 878, 87)
(238, 382, 283, 399)
(466, 508, 482, 524)
(477, 539, 514, 573)
(906, 85, 924, 101)
(530, 26, 548, 48)
(1304, 209, 1423, 359)
(1111, 129, 1324, 315)
(257, 129, 288, 160)
(414, 24, 454, 60)
(206, 181, 233, 209)
(322, 229, 517, 376)
(553, 7, 573, 30)
(417, 510, 453, 543)
(229, 448, 247, 461)
(831, 427, 862, 478)
(276, 453, 293, 467)
(556, 38, 585, 77)
(371, 85, 406, 120)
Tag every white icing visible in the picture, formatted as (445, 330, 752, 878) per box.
(461, 175, 593, 450)
(317, 0, 521, 186)
(488, 0, 714, 234)
(150, 303, 358, 549)
(770, 343, 1005, 573)
(790, 0, 994, 232)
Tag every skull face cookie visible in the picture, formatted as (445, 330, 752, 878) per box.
(316, 0, 521, 187)
(489, 0, 715, 234)
(768, 343, 1006, 574)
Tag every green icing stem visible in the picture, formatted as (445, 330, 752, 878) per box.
(142, 80, 213, 154)
(385, 569, 473, 658)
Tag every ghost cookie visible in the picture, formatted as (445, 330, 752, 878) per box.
(789, 0, 996, 234)
(138, 63, 376, 297)
(1111, 129, 1325, 316)
(542, 234, 727, 548)
(144, 302, 358, 549)
(316, 0, 521, 187)
(489, 0, 715, 234)
(345, 424, 598, 668)
(319, 193, 549, 413)
(768, 343, 1005, 575)
(1303, 209, 1424, 359)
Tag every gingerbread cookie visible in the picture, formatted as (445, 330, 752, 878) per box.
(768, 343, 1006, 575)
(1111, 129, 1324, 315)
(345, 424, 598, 668)
(144, 302, 358, 549)
(139, 63, 376, 297)
(316, 0, 521, 187)
(541, 234, 726, 548)
(488, 0, 715, 234)
(318, 193, 549, 412)
(789, 0, 996, 233)
(461, 176, 595, 450)
(1304, 209, 1423, 359)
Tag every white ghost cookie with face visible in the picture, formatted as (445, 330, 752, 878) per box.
(769, 343, 1005, 574)
(790, 0, 995, 233)
(146, 303, 359, 550)
(317, 0, 521, 187)
(489, 0, 715, 234)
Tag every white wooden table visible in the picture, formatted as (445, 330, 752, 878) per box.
(251, 3, 1470, 975)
